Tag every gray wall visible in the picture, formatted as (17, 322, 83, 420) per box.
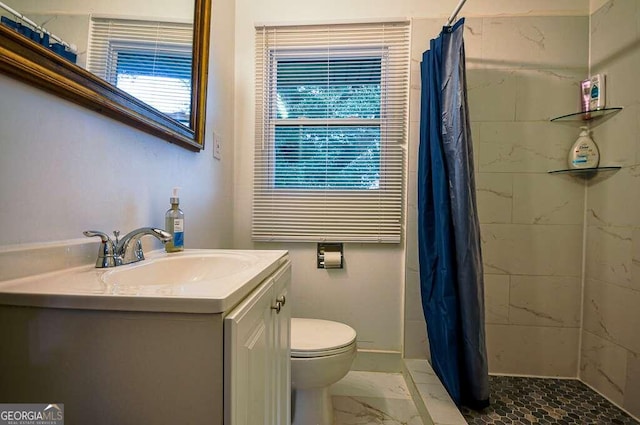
(0, 0, 235, 250)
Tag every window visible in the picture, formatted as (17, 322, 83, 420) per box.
(253, 22, 410, 243)
(87, 18, 193, 125)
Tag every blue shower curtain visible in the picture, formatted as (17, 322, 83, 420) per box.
(417, 18, 489, 409)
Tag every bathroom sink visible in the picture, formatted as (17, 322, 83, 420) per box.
(101, 252, 257, 287)
(0, 249, 288, 313)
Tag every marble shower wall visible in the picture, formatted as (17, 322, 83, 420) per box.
(404, 16, 589, 377)
(581, 0, 640, 418)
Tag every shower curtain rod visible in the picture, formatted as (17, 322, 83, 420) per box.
(446, 0, 468, 26)
(0, 0, 76, 52)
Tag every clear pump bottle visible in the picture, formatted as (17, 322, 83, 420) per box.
(165, 187, 184, 252)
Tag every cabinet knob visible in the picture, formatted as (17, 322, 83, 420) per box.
(271, 301, 282, 313)
(276, 295, 286, 305)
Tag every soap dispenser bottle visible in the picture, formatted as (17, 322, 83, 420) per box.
(165, 187, 184, 252)
(568, 127, 600, 169)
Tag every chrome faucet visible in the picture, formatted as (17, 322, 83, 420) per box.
(83, 227, 172, 268)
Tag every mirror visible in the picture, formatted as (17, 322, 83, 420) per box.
(0, 0, 210, 151)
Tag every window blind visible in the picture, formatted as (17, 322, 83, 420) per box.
(253, 21, 410, 243)
(87, 18, 193, 123)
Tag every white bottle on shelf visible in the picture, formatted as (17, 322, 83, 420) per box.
(568, 127, 600, 169)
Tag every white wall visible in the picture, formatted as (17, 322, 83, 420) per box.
(0, 0, 234, 250)
(10, 0, 193, 21)
(232, 0, 590, 353)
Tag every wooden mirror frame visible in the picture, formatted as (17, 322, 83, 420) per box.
(0, 0, 211, 151)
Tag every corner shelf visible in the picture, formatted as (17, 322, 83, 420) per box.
(548, 107, 623, 179)
(547, 166, 621, 179)
(550, 107, 622, 125)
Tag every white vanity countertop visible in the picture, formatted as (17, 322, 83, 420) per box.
(0, 249, 289, 314)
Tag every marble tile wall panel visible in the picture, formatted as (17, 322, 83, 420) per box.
(582, 1, 640, 414)
(476, 173, 513, 224)
(585, 226, 633, 289)
(587, 165, 640, 228)
(583, 279, 640, 354)
(633, 229, 640, 293)
(592, 107, 640, 169)
(512, 173, 584, 225)
(462, 18, 483, 70)
(467, 69, 517, 122)
(515, 68, 587, 121)
(590, 0, 639, 72)
(580, 330, 628, 406)
(481, 224, 583, 276)
(509, 276, 581, 327)
(477, 122, 575, 173)
(486, 324, 579, 376)
(484, 274, 509, 324)
(481, 17, 588, 70)
(636, 107, 640, 165)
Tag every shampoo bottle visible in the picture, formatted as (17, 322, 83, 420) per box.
(568, 127, 600, 169)
(165, 187, 184, 252)
(589, 74, 606, 111)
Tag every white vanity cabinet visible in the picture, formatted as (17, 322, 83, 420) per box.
(224, 260, 291, 425)
(0, 249, 290, 425)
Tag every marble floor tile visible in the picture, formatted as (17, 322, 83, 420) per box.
(331, 371, 424, 425)
(331, 371, 413, 400)
(333, 396, 424, 425)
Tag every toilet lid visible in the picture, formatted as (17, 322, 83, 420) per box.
(291, 318, 356, 357)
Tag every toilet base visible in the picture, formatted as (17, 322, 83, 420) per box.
(292, 386, 333, 425)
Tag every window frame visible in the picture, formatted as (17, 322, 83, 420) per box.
(265, 47, 391, 192)
(253, 21, 409, 243)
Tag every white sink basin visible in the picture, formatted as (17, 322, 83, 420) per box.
(102, 252, 256, 287)
(0, 249, 288, 313)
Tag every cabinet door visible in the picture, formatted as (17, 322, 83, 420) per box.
(225, 260, 292, 425)
(272, 263, 292, 425)
(225, 277, 275, 425)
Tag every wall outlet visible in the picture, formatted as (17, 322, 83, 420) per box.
(213, 132, 222, 160)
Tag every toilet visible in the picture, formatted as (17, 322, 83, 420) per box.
(290, 318, 357, 425)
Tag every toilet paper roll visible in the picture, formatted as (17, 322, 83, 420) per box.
(323, 251, 342, 268)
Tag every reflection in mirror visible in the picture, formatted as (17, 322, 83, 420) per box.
(87, 18, 194, 126)
(0, 0, 209, 150)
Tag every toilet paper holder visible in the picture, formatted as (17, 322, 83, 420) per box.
(317, 243, 343, 269)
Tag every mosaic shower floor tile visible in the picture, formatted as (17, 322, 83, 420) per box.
(461, 375, 639, 424)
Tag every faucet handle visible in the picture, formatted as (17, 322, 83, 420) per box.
(83, 230, 112, 243)
(113, 230, 120, 245)
(83, 230, 119, 268)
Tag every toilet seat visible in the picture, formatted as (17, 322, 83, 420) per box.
(291, 318, 357, 358)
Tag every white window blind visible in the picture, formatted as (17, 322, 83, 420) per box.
(253, 21, 410, 243)
(87, 18, 193, 124)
